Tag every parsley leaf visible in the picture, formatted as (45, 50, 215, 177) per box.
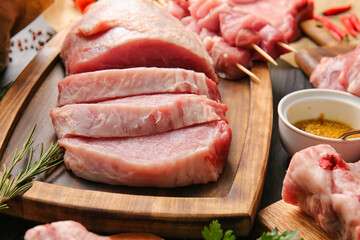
(202, 220, 236, 240)
(256, 227, 303, 240)
(201, 220, 301, 240)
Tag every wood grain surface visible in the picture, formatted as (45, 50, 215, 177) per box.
(0, 27, 273, 238)
(257, 200, 330, 240)
(300, 19, 340, 47)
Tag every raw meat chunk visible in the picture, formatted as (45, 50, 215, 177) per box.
(57, 67, 221, 106)
(282, 144, 360, 240)
(232, 0, 313, 42)
(59, 121, 232, 187)
(51, 94, 228, 139)
(60, 0, 218, 83)
(25, 221, 104, 240)
(24, 220, 163, 240)
(310, 45, 360, 97)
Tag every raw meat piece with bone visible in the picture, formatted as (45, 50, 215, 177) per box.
(282, 144, 360, 240)
(57, 67, 221, 106)
(59, 121, 232, 187)
(310, 45, 360, 97)
(61, 0, 218, 83)
(51, 93, 228, 139)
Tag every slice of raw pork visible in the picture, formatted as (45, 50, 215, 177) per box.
(51, 94, 228, 139)
(282, 144, 360, 240)
(59, 120, 232, 187)
(57, 67, 221, 106)
(310, 45, 360, 97)
(60, 0, 218, 83)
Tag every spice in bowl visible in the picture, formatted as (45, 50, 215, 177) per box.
(293, 113, 360, 139)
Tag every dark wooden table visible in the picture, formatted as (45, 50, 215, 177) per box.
(0, 16, 314, 240)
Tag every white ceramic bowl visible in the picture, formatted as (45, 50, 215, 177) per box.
(278, 89, 360, 162)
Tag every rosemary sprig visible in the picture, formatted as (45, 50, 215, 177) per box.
(0, 81, 13, 102)
(0, 124, 64, 209)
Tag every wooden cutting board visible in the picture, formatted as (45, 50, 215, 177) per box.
(257, 200, 330, 240)
(0, 27, 273, 238)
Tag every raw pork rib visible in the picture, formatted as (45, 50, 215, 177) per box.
(310, 45, 360, 97)
(24, 220, 162, 240)
(282, 144, 360, 240)
(57, 67, 221, 106)
(59, 121, 232, 187)
(51, 94, 228, 139)
(60, 0, 218, 83)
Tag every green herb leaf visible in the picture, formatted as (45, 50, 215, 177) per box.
(0, 124, 64, 209)
(257, 227, 302, 240)
(202, 220, 236, 240)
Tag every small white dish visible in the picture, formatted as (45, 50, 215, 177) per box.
(278, 89, 360, 162)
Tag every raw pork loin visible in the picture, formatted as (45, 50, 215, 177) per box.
(60, 0, 218, 83)
(310, 45, 360, 97)
(24, 220, 162, 240)
(51, 94, 227, 138)
(59, 121, 232, 187)
(282, 144, 360, 240)
(57, 67, 221, 106)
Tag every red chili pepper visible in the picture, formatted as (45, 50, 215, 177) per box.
(322, 4, 351, 16)
(75, 0, 95, 13)
(329, 29, 343, 42)
(341, 16, 357, 37)
(349, 14, 360, 32)
(314, 14, 348, 40)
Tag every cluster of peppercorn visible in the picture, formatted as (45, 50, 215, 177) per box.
(8, 28, 55, 63)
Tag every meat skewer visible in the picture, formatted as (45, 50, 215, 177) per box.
(159, 0, 295, 80)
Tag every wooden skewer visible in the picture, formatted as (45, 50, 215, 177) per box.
(153, 0, 163, 7)
(251, 43, 278, 66)
(277, 42, 297, 53)
(156, 0, 168, 5)
(236, 63, 261, 83)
